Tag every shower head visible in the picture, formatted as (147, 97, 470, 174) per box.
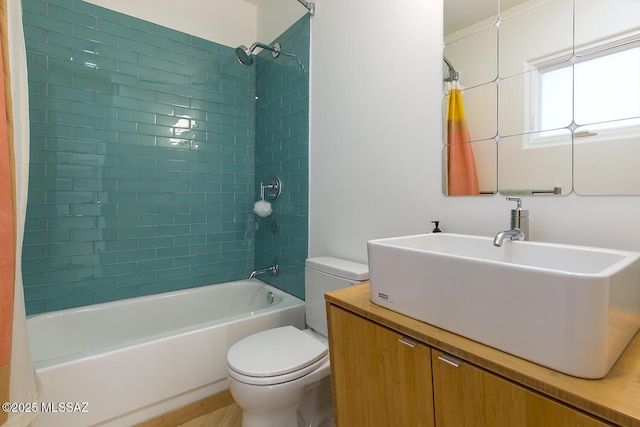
(235, 42, 281, 67)
(234, 41, 306, 72)
(235, 45, 254, 66)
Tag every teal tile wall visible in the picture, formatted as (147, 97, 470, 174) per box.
(22, 0, 258, 314)
(254, 16, 310, 299)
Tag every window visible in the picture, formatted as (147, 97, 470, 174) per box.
(532, 43, 640, 145)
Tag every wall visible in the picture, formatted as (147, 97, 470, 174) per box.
(22, 0, 640, 311)
(309, 0, 437, 260)
(82, 0, 257, 49)
(309, 0, 640, 263)
(254, 16, 310, 299)
(256, 0, 307, 47)
(21, 0, 310, 314)
(22, 0, 257, 314)
(83, 0, 308, 51)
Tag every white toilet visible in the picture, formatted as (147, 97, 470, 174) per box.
(226, 257, 369, 427)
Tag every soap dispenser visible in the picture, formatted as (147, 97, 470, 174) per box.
(507, 197, 529, 240)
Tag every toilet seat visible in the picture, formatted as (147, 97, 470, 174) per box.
(227, 326, 328, 386)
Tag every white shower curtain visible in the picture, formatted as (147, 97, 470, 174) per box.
(1, 0, 40, 425)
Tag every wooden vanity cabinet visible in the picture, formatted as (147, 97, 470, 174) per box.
(328, 305, 435, 427)
(432, 350, 611, 427)
(328, 303, 613, 427)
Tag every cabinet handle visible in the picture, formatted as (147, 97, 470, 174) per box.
(438, 353, 463, 368)
(398, 337, 418, 348)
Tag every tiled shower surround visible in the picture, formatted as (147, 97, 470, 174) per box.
(21, 0, 310, 314)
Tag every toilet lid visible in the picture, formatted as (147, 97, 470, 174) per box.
(227, 326, 328, 377)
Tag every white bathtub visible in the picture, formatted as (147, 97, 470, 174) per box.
(26, 280, 305, 427)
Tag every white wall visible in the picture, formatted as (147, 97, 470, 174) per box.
(83, 0, 306, 48)
(309, 0, 439, 261)
(309, 0, 640, 264)
(257, 0, 307, 44)
(83, 0, 258, 48)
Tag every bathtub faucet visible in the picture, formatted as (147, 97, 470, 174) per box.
(249, 262, 279, 280)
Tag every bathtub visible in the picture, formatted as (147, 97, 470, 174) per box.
(26, 280, 305, 427)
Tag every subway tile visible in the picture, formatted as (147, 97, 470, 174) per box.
(174, 254, 207, 268)
(73, 24, 118, 46)
(29, 204, 71, 218)
(22, 0, 309, 313)
(95, 261, 137, 277)
(136, 280, 175, 297)
(116, 133, 156, 147)
(138, 236, 174, 249)
(96, 43, 136, 63)
(158, 267, 190, 280)
(95, 286, 137, 303)
(22, 271, 47, 289)
(73, 75, 117, 94)
(47, 241, 94, 257)
(24, 283, 70, 301)
(48, 84, 96, 103)
(138, 259, 173, 273)
(72, 253, 116, 268)
(116, 13, 157, 34)
(71, 277, 116, 294)
(23, 10, 73, 35)
(25, 300, 47, 315)
(47, 215, 95, 230)
(71, 227, 117, 242)
(117, 225, 156, 239)
(46, 293, 96, 312)
(22, 255, 71, 273)
(157, 245, 190, 259)
(117, 249, 155, 264)
(116, 83, 158, 102)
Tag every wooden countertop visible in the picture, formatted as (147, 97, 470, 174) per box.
(325, 283, 640, 427)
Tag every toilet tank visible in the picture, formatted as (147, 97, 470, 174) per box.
(305, 257, 369, 337)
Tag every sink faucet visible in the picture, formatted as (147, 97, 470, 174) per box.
(493, 197, 529, 247)
(249, 262, 279, 279)
(493, 228, 525, 247)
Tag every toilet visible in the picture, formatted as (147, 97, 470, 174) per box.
(226, 257, 369, 427)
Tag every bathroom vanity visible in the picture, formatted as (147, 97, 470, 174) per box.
(326, 284, 640, 427)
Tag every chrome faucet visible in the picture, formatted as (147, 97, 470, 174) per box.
(493, 197, 529, 247)
(249, 262, 279, 279)
(493, 228, 525, 247)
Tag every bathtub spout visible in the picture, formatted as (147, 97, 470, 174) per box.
(249, 262, 279, 280)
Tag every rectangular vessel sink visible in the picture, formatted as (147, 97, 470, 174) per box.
(368, 233, 640, 378)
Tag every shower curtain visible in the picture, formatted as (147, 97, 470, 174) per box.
(446, 81, 479, 196)
(1, 0, 39, 425)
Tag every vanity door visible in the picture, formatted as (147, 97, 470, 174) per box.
(432, 350, 613, 426)
(328, 305, 435, 427)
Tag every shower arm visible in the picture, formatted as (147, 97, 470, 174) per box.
(250, 42, 281, 57)
(239, 42, 307, 72)
(443, 56, 459, 82)
(297, 0, 315, 15)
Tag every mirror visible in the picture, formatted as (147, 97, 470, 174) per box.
(443, 0, 640, 196)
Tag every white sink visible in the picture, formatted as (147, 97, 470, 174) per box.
(367, 233, 640, 378)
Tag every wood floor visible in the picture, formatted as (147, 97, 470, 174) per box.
(134, 391, 242, 427)
(177, 402, 242, 427)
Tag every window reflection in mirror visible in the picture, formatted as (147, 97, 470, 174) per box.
(443, 0, 640, 196)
